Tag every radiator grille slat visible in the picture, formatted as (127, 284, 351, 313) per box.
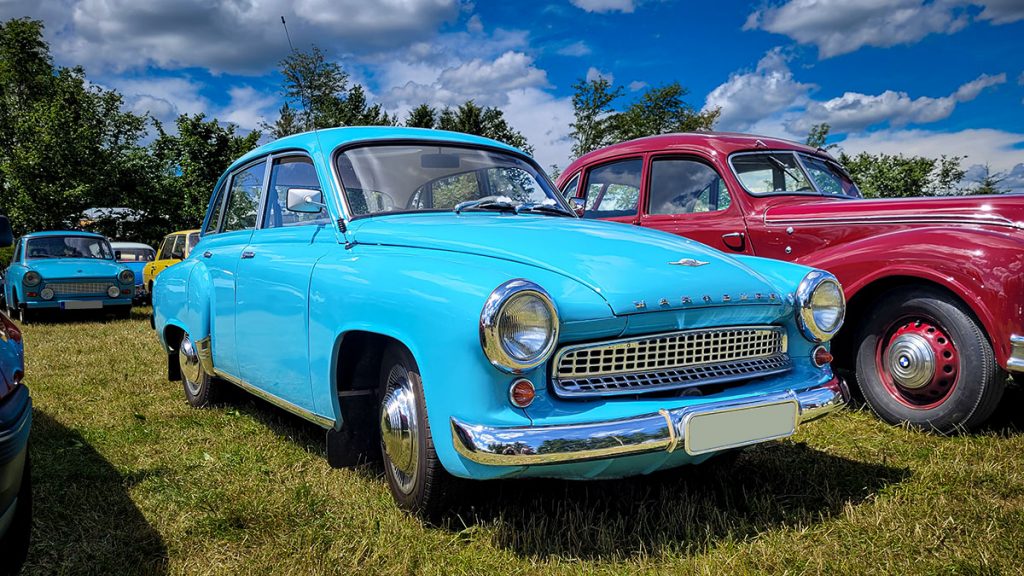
(553, 327, 790, 398)
(47, 282, 113, 296)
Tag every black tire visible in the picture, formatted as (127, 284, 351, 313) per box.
(378, 343, 454, 517)
(0, 452, 31, 576)
(854, 287, 1003, 433)
(180, 333, 221, 408)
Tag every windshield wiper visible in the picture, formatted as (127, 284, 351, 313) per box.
(515, 201, 574, 217)
(767, 155, 814, 191)
(454, 195, 517, 214)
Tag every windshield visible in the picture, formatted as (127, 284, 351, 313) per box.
(729, 151, 862, 198)
(335, 144, 568, 217)
(26, 236, 114, 260)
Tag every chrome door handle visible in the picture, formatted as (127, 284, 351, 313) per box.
(721, 232, 745, 251)
(241, 251, 255, 259)
(202, 251, 212, 258)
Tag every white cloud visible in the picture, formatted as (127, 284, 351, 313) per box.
(702, 48, 815, 131)
(838, 128, 1024, 179)
(4, 0, 462, 75)
(501, 88, 575, 169)
(557, 41, 592, 57)
(466, 14, 484, 33)
(569, 0, 635, 13)
(585, 66, 614, 83)
(744, 0, 985, 59)
(438, 51, 549, 95)
(628, 80, 647, 91)
(790, 73, 1006, 133)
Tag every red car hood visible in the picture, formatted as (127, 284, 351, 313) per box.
(763, 195, 1024, 230)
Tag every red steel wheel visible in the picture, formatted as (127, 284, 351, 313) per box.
(875, 319, 959, 410)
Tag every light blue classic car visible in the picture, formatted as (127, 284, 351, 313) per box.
(3, 231, 136, 321)
(110, 241, 156, 304)
(152, 127, 848, 514)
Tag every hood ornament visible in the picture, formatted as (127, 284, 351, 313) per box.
(669, 258, 709, 267)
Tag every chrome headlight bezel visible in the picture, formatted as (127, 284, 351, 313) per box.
(22, 271, 41, 287)
(106, 285, 120, 298)
(795, 270, 845, 343)
(480, 279, 559, 374)
(118, 269, 135, 284)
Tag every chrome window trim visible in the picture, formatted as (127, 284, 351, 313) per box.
(795, 270, 845, 342)
(479, 278, 560, 374)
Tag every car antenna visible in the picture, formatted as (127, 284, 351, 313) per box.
(280, 16, 346, 234)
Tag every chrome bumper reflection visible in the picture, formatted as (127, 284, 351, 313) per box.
(1008, 335, 1024, 373)
(451, 378, 847, 466)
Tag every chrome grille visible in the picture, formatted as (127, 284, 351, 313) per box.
(47, 282, 112, 296)
(553, 327, 790, 398)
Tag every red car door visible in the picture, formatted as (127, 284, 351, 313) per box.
(576, 156, 644, 225)
(637, 155, 753, 254)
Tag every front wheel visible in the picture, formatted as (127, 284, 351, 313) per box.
(855, 287, 1003, 433)
(180, 333, 221, 407)
(378, 343, 454, 516)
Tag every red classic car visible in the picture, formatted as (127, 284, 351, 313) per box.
(557, 133, 1023, 433)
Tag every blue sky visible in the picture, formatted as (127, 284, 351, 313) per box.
(3, 0, 1023, 188)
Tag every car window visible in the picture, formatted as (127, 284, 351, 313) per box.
(116, 248, 154, 262)
(187, 233, 199, 252)
(560, 173, 579, 200)
(157, 237, 173, 260)
(799, 154, 862, 198)
(263, 156, 329, 228)
(170, 235, 186, 259)
(730, 152, 815, 195)
(583, 158, 642, 218)
(205, 183, 227, 235)
(648, 158, 731, 215)
(26, 236, 114, 260)
(223, 160, 267, 231)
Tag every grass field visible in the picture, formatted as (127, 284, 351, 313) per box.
(15, 309, 1024, 575)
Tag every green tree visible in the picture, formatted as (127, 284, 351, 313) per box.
(262, 103, 302, 139)
(405, 104, 437, 129)
(438, 101, 532, 153)
(805, 123, 836, 150)
(969, 163, 1008, 195)
(569, 77, 623, 158)
(839, 151, 965, 198)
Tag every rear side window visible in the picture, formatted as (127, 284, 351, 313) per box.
(205, 183, 227, 235)
(648, 158, 731, 215)
(582, 158, 642, 218)
(223, 160, 267, 232)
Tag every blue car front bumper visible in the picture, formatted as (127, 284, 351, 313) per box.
(451, 376, 847, 467)
(24, 296, 132, 310)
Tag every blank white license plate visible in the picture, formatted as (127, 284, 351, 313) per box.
(684, 400, 798, 455)
(61, 300, 103, 310)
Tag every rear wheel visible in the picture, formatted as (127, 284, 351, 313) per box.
(378, 343, 454, 517)
(855, 287, 1003, 433)
(179, 333, 221, 407)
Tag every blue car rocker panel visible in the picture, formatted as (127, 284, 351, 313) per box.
(4, 231, 135, 314)
(152, 127, 848, 514)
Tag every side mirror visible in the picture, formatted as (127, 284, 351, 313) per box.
(568, 197, 586, 218)
(287, 188, 325, 214)
(0, 216, 12, 248)
(114, 250, 122, 260)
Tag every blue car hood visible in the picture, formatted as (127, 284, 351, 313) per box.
(347, 213, 785, 316)
(28, 258, 125, 279)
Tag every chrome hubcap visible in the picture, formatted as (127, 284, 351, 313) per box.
(885, 333, 935, 390)
(179, 334, 203, 394)
(380, 366, 419, 494)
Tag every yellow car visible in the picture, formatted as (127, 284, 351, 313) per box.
(143, 229, 200, 300)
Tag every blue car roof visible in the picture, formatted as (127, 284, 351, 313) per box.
(229, 126, 525, 172)
(22, 230, 106, 240)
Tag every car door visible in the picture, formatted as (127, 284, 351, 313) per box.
(577, 157, 644, 225)
(200, 158, 266, 380)
(638, 155, 753, 254)
(233, 154, 333, 411)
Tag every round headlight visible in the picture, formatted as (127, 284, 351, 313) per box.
(480, 279, 559, 373)
(796, 271, 845, 342)
(118, 269, 135, 284)
(107, 285, 120, 298)
(40, 287, 54, 301)
(23, 271, 41, 287)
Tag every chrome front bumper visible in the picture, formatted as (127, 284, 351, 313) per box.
(1008, 335, 1024, 373)
(451, 378, 848, 466)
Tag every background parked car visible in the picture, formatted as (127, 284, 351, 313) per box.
(3, 231, 135, 322)
(142, 230, 198, 300)
(558, 132, 1024, 433)
(153, 127, 848, 515)
(0, 215, 31, 574)
(110, 241, 155, 304)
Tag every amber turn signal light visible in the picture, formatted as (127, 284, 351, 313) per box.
(812, 346, 833, 367)
(509, 378, 535, 408)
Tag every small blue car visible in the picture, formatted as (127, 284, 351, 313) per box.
(110, 241, 156, 304)
(153, 127, 848, 514)
(3, 230, 136, 322)
(0, 215, 31, 570)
